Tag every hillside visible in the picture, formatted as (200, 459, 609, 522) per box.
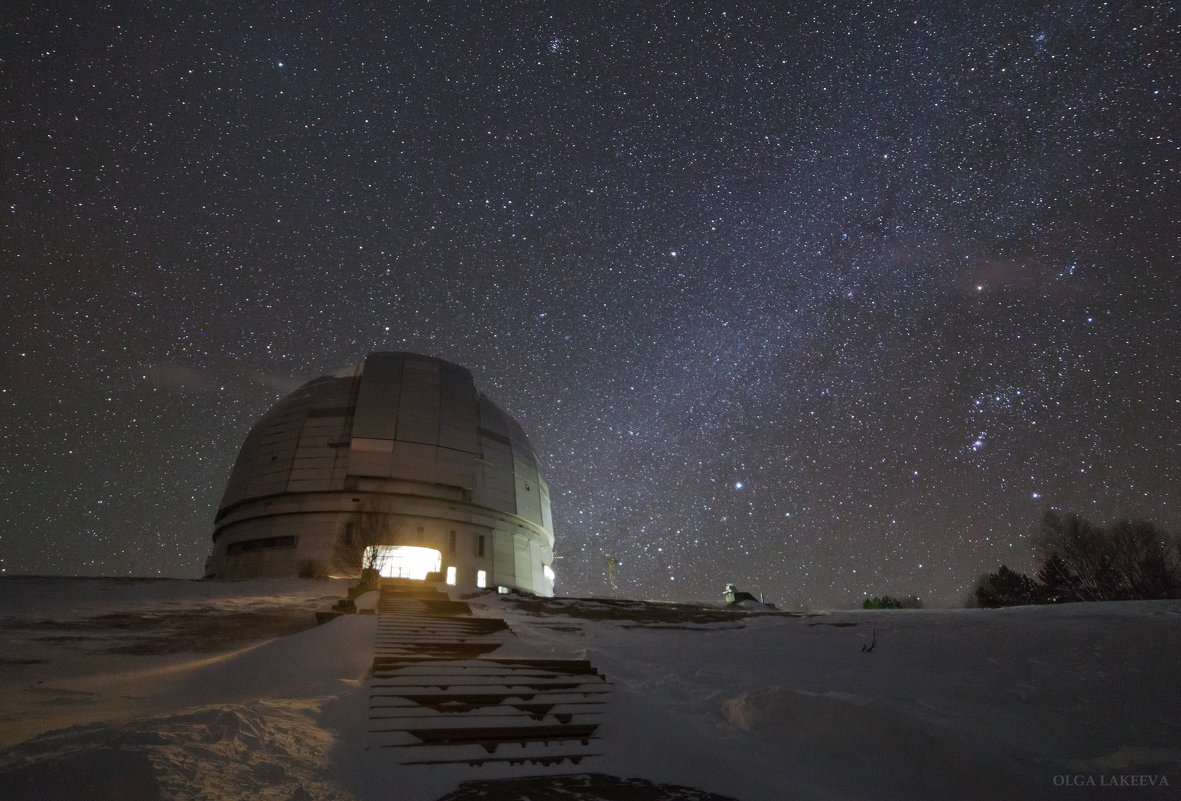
(1, 577, 1178, 800)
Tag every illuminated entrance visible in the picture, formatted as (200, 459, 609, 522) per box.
(366, 545, 442, 580)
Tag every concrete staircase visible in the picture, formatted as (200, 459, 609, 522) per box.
(367, 579, 610, 768)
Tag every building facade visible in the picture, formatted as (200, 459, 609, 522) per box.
(205, 352, 556, 595)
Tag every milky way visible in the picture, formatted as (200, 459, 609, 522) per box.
(2, 3, 1177, 607)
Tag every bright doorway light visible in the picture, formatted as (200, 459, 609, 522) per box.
(477, 569, 487, 588)
(445, 566, 457, 585)
(366, 546, 441, 580)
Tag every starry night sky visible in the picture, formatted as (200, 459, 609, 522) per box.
(2, 2, 1177, 607)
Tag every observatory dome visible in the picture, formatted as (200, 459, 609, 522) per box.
(205, 352, 555, 595)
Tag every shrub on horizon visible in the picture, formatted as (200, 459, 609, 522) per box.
(861, 595, 921, 609)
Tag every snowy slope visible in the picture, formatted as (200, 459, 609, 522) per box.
(1, 577, 1178, 801)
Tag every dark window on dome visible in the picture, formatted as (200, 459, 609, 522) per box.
(307, 407, 351, 418)
(477, 535, 485, 558)
(448, 530, 456, 552)
(227, 536, 297, 555)
(477, 427, 512, 446)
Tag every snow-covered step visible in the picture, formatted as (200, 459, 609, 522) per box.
(370, 681, 611, 696)
(365, 582, 612, 768)
(369, 702, 603, 721)
(400, 741, 603, 768)
(370, 678, 608, 700)
(371, 588, 512, 661)
(378, 599, 475, 616)
(371, 711, 604, 731)
(370, 689, 611, 707)
(376, 621, 509, 638)
(373, 666, 604, 685)
(366, 657, 610, 765)
(381, 729, 605, 767)
(373, 643, 505, 660)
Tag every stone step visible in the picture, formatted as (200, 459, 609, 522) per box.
(365, 584, 611, 768)
(379, 600, 475, 616)
(373, 642, 505, 660)
(402, 748, 603, 768)
(376, 620, 508, 635)
(369, 702, 603, 721)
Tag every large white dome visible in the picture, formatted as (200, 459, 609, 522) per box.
(205, 352, 555, 595)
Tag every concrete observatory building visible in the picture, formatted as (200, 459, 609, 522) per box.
(205, 352, 556, 595)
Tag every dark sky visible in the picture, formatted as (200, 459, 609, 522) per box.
(2, 2, 1177, 607)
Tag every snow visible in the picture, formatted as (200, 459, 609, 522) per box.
(1, 577, 1179, 800)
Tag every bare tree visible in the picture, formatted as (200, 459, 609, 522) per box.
(333, 498, 393, 578)
(1107, 520, 1176, 599)
(1036, 512, 1108, 601)
(1036, 512, 1180, 601)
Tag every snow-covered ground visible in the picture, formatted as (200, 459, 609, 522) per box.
(1, 576, 1178, 800)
